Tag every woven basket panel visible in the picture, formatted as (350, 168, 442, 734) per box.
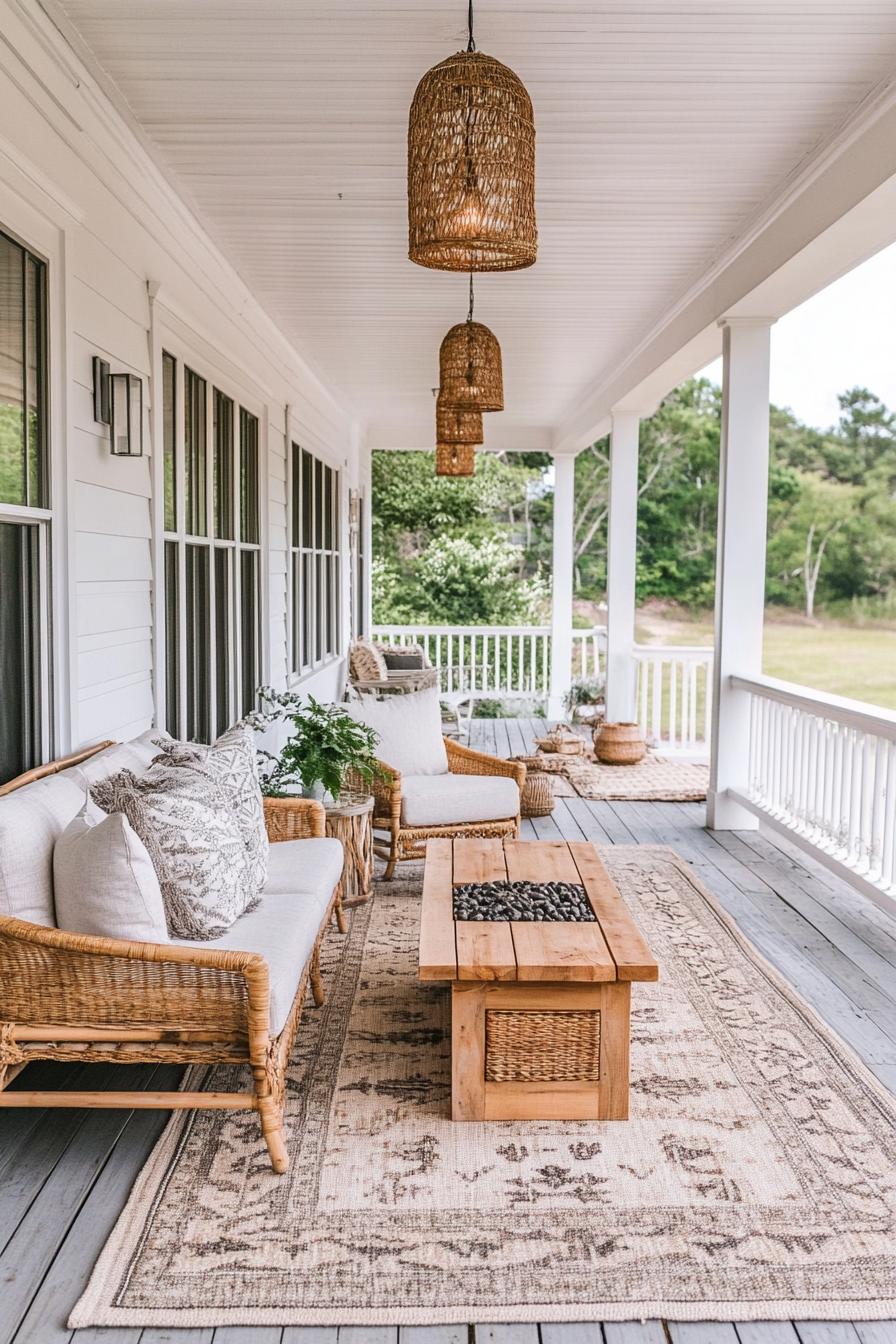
(0, 930, 249, 1033)
(485, 1008, 601, 1083)
(436, 397, 483, 445)
(435, 442, 476, 476)
(439, 321, 504, 412)
(520, 772, 554, 817)
(408, 50, 537, 272)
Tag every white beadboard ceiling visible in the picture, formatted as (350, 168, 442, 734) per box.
(54, 0, 896, 437)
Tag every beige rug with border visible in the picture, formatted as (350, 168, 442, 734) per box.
(71, 847, 896, 1329)
(512, 752, 709, 802)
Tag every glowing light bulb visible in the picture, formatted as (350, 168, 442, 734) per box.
(449, 184, 485, 240)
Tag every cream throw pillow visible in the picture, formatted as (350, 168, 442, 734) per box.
(53, 801, 169, 942)
(346, 685, 448, 776)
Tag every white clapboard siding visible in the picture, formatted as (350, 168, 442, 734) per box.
(0, 0, 359, 750)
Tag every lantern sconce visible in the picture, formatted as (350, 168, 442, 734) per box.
(93, 356, 144, 457)
(349, 488, 361, 532)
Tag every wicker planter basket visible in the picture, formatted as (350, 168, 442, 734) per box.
(520, 771, 554, 817)
(594, 721, 647, 765)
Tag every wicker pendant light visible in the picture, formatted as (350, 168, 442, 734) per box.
(439, 275, 504, 412)
(435, 442, 476, 476)
(407, 1, 536, 272)
(436, 394, 483, 445)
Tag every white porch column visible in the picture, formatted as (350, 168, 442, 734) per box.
(707, 317, 773, 829)
(604, 410, 640, 723)
(548, 452, 576, 720)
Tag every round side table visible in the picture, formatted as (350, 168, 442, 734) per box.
(324, 792, 374, 907)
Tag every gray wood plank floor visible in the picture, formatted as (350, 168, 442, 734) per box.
(2, 719, 894, 1344)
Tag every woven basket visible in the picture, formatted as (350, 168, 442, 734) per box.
(594, 721, 647, 765)
(436, 396, 483, 445)
(435, 442, 476, 477)
(520, 771, 554, 817)
(439, 320, 504, 413)
(485, 1009, 600, 1083)
(535, 725, 585, 756)
(407, 49, 537, 273)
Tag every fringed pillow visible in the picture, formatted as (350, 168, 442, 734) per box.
(350, 638, 388, 682)
(91, 759, 256, 941)
(151, 723, 269, 896)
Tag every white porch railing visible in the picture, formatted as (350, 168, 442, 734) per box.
(729, 675, 896, 907)
(371, 626, 713, 753)
(634, 645, 714, 755)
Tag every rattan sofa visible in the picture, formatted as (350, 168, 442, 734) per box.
(366, 738, 526, 879)
(0, 740, 346, 1174)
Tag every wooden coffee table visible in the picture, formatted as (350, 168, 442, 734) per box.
(418, 837, 658, 1122)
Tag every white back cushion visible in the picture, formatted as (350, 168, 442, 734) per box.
(0, 773, 86, 926)
(54, 804, 169, 943)
(346, 686, 448, 776)
(0, 730, 169, 929)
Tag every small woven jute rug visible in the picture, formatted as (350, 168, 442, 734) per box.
(512, 750, 709, 802)
(71, 848, 896, 1329)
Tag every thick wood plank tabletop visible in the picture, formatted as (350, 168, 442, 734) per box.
(417, 838, 658, 985)
(568, 842, 659, 981)
(503, 840, 616, 982)
(453, 839, 516, 981)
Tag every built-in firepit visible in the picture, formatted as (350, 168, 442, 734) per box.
(452, 879, 596, 922)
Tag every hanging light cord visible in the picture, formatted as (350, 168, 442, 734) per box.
(467, 0, 475, 51)
(467, 272, 475, 322)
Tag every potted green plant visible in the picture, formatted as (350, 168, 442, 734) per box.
(245, 688, 382, 801)
(562, 675, 605, 724)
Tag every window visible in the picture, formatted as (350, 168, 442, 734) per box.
(290, 443, 341, 674)
(162, 351, 262, 741)
(0, 227, 50, 783)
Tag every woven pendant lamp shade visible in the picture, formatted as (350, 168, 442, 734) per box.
(436, 395, 483, 445)
(435, 442, 476, 476)
(439, 320, 503, 412)
(408, 50, 536, 272)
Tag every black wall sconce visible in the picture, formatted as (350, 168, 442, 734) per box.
(93, 356, 144, 457)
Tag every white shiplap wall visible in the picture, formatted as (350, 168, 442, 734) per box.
(0, 0, 360, 753)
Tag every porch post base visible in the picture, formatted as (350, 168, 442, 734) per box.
(705, 788, 759, 830)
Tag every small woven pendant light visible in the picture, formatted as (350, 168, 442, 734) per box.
(435, 442, 476, 476)
(436, 394, 483, 445)
(408, 1, 536, 272)
(439, 275, 504, 412)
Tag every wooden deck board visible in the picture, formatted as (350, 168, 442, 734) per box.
(3, 720, 895, 1340)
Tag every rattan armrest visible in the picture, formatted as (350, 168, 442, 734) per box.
(0, 913, 271, 1043)
(263, 796, 325, 841)
(444, 738, 526, 791)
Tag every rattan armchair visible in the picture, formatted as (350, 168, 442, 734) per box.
(0, 745, 346, 1175)
(365, 738, 526, 879)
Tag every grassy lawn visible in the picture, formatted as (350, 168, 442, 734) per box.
(634, 604, 896, 710)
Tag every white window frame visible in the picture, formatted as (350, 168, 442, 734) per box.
(0, 205, 66, 774)
(154, 340, 265, 740)
(287, 439, 342, 679)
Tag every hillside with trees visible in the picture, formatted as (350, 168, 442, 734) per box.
(372, 379, 896, 626)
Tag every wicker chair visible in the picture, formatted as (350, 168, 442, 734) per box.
(363, 738, 526, 879)
(0, 744, 346, 1175)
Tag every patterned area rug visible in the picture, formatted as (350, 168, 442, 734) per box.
(513, 751, 709, 801)
(71, 848, 896, 1328)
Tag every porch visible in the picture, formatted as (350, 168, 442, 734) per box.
(3, 729, 895, 1342)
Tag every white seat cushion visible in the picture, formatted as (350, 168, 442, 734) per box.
(172, 837, 343, 1036)
(346, 686, 448, 776)
(400, 773, 520, 828)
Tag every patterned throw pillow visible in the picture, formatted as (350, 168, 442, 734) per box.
(377, 642, 427, 671)
(151, 724, 269, 897)
(350, 638, 388, 682)
(91, 760, 256, 941)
